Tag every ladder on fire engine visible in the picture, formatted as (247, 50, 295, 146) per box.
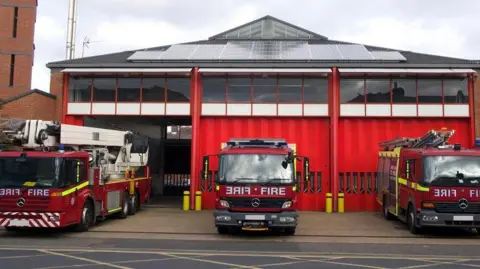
(379, 128, 455, 150)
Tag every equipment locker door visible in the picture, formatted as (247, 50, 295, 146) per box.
(388, 157, 398, 211)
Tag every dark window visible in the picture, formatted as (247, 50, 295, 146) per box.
(340, 79, 364, 103)
(443, 78, 468, 104)
(65, 159, 86, 186)
(92, 78, 116, 102)
(202, 77, 226, 102)
(253, 77, 276, 103)
(117, 78, 140, 102)
(303, 78, 328, 103)
(392, 78, 416, 103)
(227, 77, 251, 102)
(278, 78, 302, 103)
(418, 79, 442, 103)
(9, 55, 15, 86)
(13, 7, 18, 38)
(366, 79, 390, 103)
(142, 78, 165, 102)
(167, 78, 190, 102)
(68, 77, 91, 102)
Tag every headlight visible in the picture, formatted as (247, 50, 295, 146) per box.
(220, 200, 230, 208)
(282, 201, 292, 208)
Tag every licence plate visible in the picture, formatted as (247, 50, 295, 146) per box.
(453, 216, 473, 221)
(245, 215, 265, 220)
(9, 219, 29, 227)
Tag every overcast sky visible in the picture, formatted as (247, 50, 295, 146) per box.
(32, 0, 480, 92)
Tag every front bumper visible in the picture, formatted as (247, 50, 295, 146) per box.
(214, 210, 298, 229)
(417, 210, 480, 228)
(0, 212, 64, 228)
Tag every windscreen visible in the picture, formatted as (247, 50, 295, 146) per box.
(0, 157, 64, 188)
(423, 156, 480, 187)
(218, 154, 294, 185)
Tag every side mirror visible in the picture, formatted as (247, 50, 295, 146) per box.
(202, 156, 209, 180)
(303, 157, 310, 182)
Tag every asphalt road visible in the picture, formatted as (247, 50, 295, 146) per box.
(2, 232, 480, 269)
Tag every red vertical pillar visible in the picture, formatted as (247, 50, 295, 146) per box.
(190, 67, 200, 209)
(468, 74, 475, 148)
(331, 67, 340, 212)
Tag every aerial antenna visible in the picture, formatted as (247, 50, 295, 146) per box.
(81, 36, 104, 58)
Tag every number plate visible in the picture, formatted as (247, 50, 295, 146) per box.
(9, 219, 29, 227)
(454, 216, 473, 221)
(245, 215, 265, 220)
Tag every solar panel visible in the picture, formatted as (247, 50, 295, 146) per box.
(309, 45, 343, 60)
(127, 51, 163, 60)
(251, 41, 282, 59)
(336, 44, 374, 60)
(281, 42, 310, 59)
(370, 51, 407, 61)
(188, 44, 226, 60)
(219, 41, 253, 59)
(158, 44, 198, 59)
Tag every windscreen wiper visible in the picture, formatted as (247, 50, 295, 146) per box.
(263, 178, 283, 186)
(229, 177, 254, 184)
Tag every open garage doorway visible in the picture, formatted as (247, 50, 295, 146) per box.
(83, 116, 192, 208)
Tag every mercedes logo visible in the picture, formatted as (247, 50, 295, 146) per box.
(16, 198, 25, 208)
(458, 198, 469, 210)
(251, 198, 260, 208)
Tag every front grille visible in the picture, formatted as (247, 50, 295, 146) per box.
(0, 197, 50, 211)
(226, 198, 288, 209)
(434, 202, 480, 214)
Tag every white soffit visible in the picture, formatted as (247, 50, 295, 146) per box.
(338, 68, 476, 74)
(198, 68, 332, 73)
(61, 68, 193, 73)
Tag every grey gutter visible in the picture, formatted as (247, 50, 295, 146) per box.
(46, 62, 480, 69)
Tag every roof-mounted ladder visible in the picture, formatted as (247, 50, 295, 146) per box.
(226, 138, 288, 149)
(379, 128, 455, 150)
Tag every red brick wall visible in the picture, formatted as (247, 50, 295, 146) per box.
(49, 72, 65, 121)
(0, 0, 37, 99)
(1, 93, 56, 120)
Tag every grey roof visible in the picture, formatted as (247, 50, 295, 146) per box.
(46, 15, 480, 69)
(1, 89, 56, 105)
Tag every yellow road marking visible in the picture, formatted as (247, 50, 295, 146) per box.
(228, 260, 310, 269)
(160, 252, 262, 269)
(0, 254, 52, 260)
(38, 250, 132, 269)
(290, 256, 387, 269)
(398, 259, 473, 269)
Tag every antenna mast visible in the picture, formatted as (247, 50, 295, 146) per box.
(66, 0, 78, 60)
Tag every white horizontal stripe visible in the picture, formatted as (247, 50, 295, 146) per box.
(61, 68, 192, 73)
(199, 68, 332, 73)
(338, 68, 475, 74)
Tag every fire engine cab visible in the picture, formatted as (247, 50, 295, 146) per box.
(377, 128, 480, 234)
(202, 138, 310, 235)
(0, 119, 151, 232)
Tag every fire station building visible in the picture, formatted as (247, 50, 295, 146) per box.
(46, 15, 480, 212)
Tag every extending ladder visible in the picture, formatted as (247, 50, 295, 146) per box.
(379, 128, 455, 150)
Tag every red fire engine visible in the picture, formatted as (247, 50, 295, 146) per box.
(202, 138, 310, 235)
(377, 128, 480, 234)
(0, 119, 151, 232)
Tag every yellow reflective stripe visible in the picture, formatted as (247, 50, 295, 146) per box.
(108, 207, 121, 213)
(416, 184, 429, 192)
(61, 181, 89, 196)
(398, 178, 408, 185)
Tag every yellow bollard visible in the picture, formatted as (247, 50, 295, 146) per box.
(325, 193, 332, 213)
(183, 191, 190, 211)
(338, 193, 345, 213)
(195, 191, 202, 211)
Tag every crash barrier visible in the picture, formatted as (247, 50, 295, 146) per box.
(183, 191, 190, 211)
(195, 191, 202, 211)
(338, 193, 344, 213)
(325, 193, 332, 213)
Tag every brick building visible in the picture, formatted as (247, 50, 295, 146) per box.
(0, 0, 56, 120)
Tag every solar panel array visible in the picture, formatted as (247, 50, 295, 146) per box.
(126, 42, 407, 61)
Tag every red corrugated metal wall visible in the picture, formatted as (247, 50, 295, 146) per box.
(338, 118, 471, 211)
(199, 117, 330, 211)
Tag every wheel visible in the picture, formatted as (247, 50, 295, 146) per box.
(117, 192, 130, 219)
(407, 204, 421, 234)
(285, 227, 296, 235)
(75, 200, 94, 232)
(217, 227, 229, 235)
(4, 226, 21, 232)
(383, 195, 394, 220)
(128, 192, 139, 216)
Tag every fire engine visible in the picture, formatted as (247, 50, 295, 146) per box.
(0, 119, 151, 232)
(202, 138, 310, 235)
(377, 128, 480, 234)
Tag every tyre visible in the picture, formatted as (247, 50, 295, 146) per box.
(128, 192, 139, 216)
(383, 195, 394, 220)
(407, 204, 420, 234)
(4, 226, 21, 232)
(285, 227, 296, 235)
(217, 227, 229, 235)
(117, 192, 130, 219)
(75, 200, 94, 232)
